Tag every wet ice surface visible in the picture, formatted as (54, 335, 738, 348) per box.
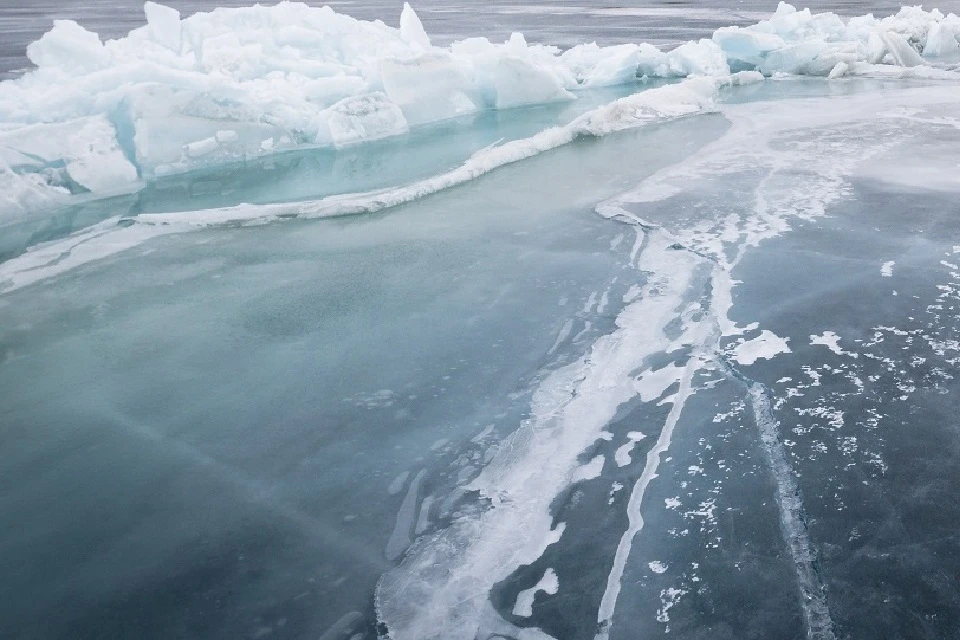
(3, 3, 960, 640)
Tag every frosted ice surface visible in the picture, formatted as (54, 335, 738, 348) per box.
(489, 52, 576, 110)
(925, 20, 960, 56)
(0, 116, 137, 192)
(399, 2, 431, 51)
(314, 93, 410, 147)
(25, 19, 110, 73)
(713, 2, 959, 75)
(635, 363, 685, 402)
(380, 54, 477, 125)
(573, 454, 606, 482)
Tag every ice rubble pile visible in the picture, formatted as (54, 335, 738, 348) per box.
(714, 3, 960, 75)
(0, 2, 958, 217)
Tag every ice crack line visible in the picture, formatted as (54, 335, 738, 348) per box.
(594, 350, 704, 640)
(721, 357, 836, 640)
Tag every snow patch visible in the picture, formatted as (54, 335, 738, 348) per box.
(635, 363, 684, 402)
(572, 454, 605, 482)
(614, 431, 648, 467)
(649, 561, 668, 574)
(810, 331, 859, 358)
(732, 330, 792, 366)
(512, 568, 559, 617)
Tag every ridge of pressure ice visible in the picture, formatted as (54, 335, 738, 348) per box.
(0, 1, 958, 217)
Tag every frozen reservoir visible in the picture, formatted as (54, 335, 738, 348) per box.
(1, 2, 959, 640)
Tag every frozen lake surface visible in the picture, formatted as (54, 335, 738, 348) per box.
(1, 2, 959, 640)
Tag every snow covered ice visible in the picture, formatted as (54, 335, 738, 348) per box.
(2, 2, 960, 640)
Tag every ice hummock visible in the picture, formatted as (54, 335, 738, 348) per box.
(713, 2, 959, 74)
(0, 1, 958, 218)
(0, 74, 730, 295)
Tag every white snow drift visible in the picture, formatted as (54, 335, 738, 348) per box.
(0, 1, 958, 217)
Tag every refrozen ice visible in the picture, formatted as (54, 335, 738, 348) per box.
(0, 2, 957, 218)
